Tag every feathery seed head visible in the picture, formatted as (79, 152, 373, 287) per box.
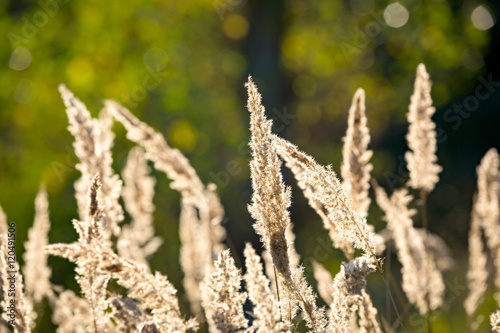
(405, 64, 442, 192)
(465, 148, 500, 316)
(375, 186, 445, 314)
(246, 78, 328, 332)
(243, 243, 287, 333)
(59, 85, 124, 238)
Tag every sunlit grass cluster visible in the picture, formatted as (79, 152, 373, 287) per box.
(0, 64, 499, 333)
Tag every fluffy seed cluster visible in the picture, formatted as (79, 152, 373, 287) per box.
(60, 85, 124, 238)
(312, 260, 334, 305)
(465, 149, 500, 320)
(203, 250, 248, 333)
(117, 147, 163, 266)
(341, 88, 373, 218)
(5, 65, 500, 332)
(375, 186, 444, 314)
(328, 256, 376, 333)
(476, 150, 500, 287)
(405, 64, 442, 193)
(50, 288, 94, 332)
(492, 310, 500, 333)
(273, 136, 377, 259)
(106, 100, 226, 314)
(246, 77, 293, 266)
(243, 243, 286, 333)
(47, 175, 197, 332)
(0, 233, 34, 333)
(246, 77, 328, 332)
(358, 290, 381, 333)
(23, 188, 52, 303)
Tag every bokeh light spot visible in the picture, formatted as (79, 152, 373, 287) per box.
(419, 26, 445, 51)
(223, 14, 249, 40)
(384, 3, 409, 28)
(471, 5, 495, 31)
(282, 35, 306, 64)
(168, 120, 198, 152)
(65, 57, 95, 87)
(9, 47, 32, 71)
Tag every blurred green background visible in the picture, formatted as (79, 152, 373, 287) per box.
(1, 0, 500, 331)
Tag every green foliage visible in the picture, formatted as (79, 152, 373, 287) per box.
(0, 1, 497, 331)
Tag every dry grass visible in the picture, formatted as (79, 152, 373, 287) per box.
(0, 64, 499, 332)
